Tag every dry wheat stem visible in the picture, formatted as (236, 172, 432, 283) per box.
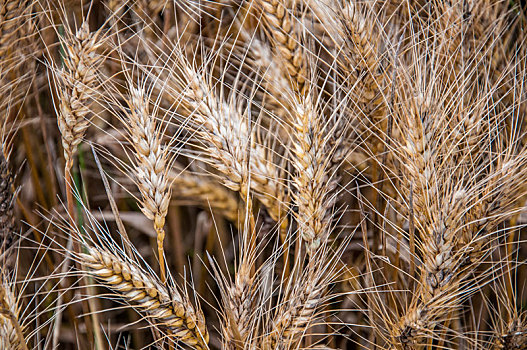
(80, 246, 209, 350)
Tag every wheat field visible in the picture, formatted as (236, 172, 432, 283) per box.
(1, 0, 527, 349)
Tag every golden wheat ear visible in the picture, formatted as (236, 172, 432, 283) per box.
(57, 197, 210, 349)
(79, 247, 209, 349)
(120, 81, 173, 284)
(153, 47, 290, 224)
(50, 19, 105, 172)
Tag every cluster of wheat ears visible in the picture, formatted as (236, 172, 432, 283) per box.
(1, 0, 527, 349)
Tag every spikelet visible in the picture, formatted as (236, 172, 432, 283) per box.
(80, 247, 209, 349)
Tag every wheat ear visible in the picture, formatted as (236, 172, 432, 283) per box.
(125, 85, 172, 284)
(174, 61, 288, 226)
(221, 262, 255, 350)
(55, 21, 102, 171)
(256, 0, 307, 96)
(0, 278, 27, 350)
(169, 167, 239, 223)
(390, 91, 527, 347)
(337, 1, 386, 143)
(289, 96, 339, 254)
(266, 258, 331, 350)
(80, 246, 209, 349)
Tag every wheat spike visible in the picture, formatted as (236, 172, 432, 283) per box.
(125, 85, 172, 283)
(174, 60, 288, 224)
(54, 21, 103, 170)
(256, 0, 307, 96)
(289, 96, 339, 253)
(80, 246, 209, 349)
(169, 167, 239, 223)
(222, 264, 255, 350)
(266, 261, 329, 350)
